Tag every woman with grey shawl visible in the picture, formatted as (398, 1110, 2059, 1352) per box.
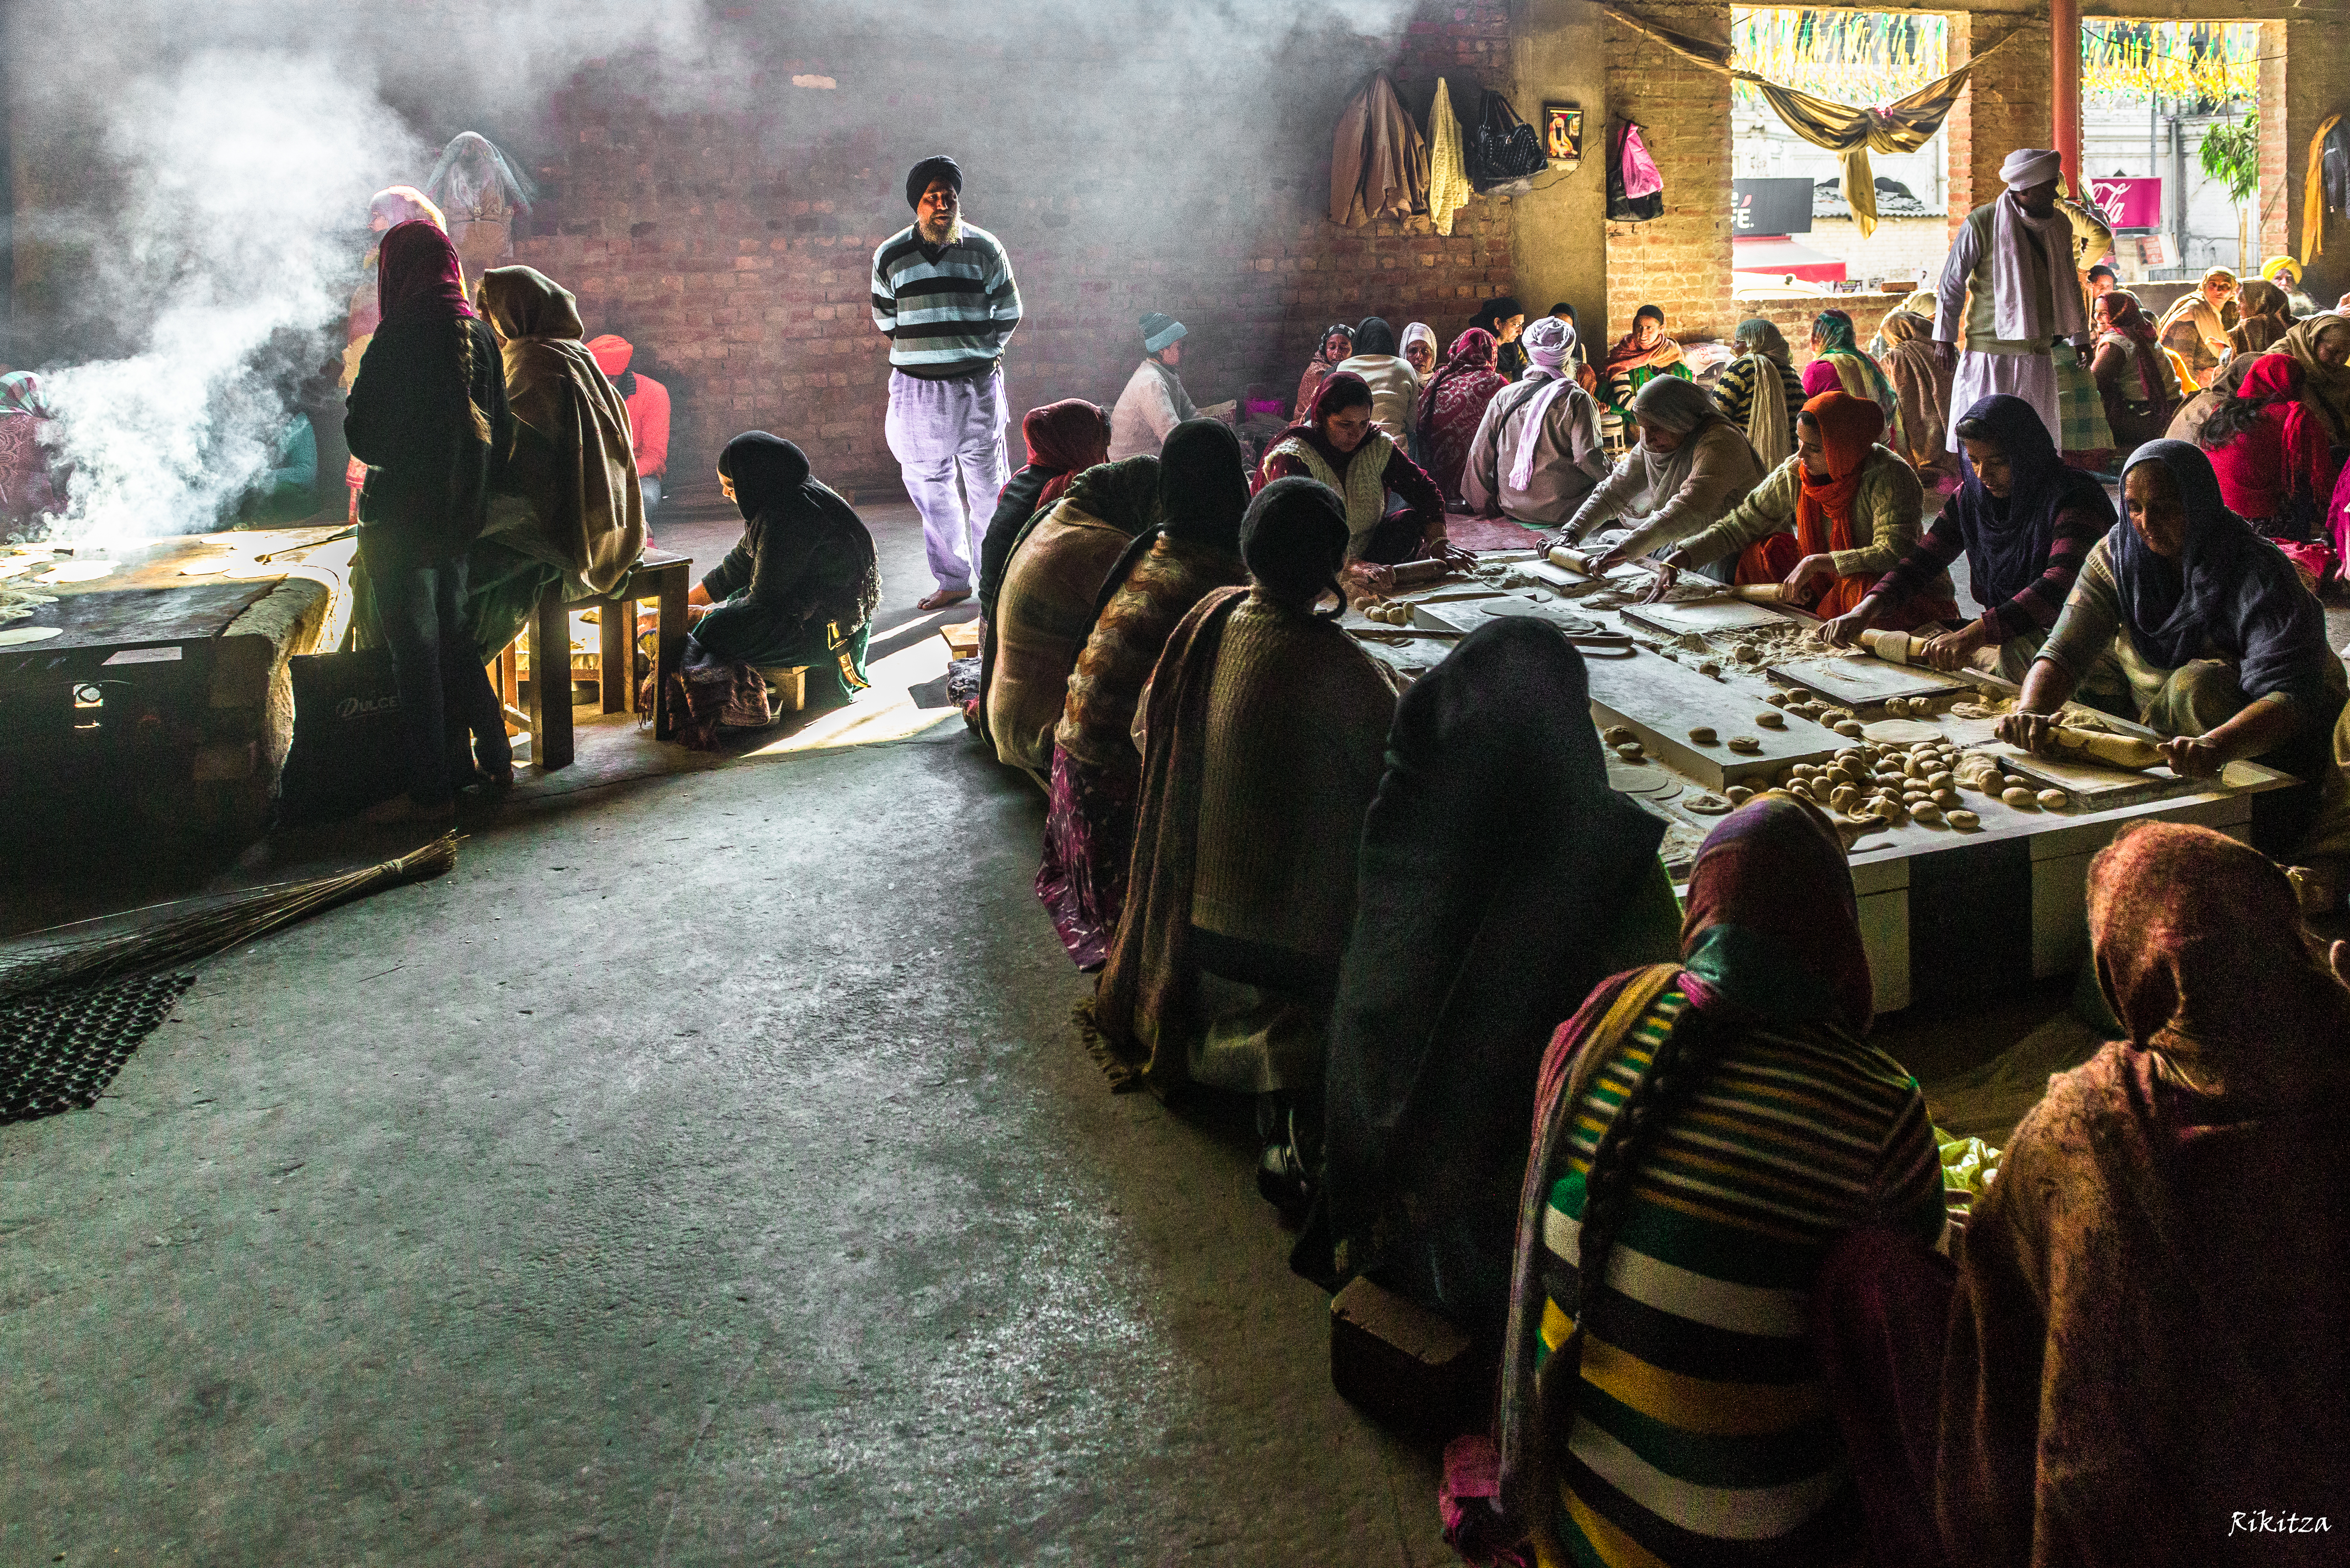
(1549, 376, 1765, 580)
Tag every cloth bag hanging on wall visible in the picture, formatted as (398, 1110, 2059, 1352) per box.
(1607, 121, 1664, 222)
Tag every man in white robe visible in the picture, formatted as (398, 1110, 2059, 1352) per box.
(1932, 148, 2114, 451)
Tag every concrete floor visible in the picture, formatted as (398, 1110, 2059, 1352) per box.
(4, 484, 2341, 1564)
(2, 492, 1454, 1567)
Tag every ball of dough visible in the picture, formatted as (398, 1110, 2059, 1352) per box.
(1932, 788, 1963, 809)
(1727, 735, 1761, 753)
(1755, 710, 1786, 729)
(2037, 789, 2070, 810)
(1830, 784, 1860, 811)
(1926, 771, 1954, 790)
(1687, 726, 1717, 745)
(1948, 809, 1982, 831)
(1766, 689, 1792, 708)
(1602, 725, 1635, 745)
(1725, 785, 1754, 805)
(1697, 660, 1723, 677)
(1834, 720, 1864, 737)
(2002, 786, 2037, 809)
(1613, 743, 1645, 762)
(1911, 805, 1945, 826)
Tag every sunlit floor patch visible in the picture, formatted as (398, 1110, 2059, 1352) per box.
(747, 632, 957, 756)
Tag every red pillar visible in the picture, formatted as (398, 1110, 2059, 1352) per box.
(2052, 0, 2082, 192)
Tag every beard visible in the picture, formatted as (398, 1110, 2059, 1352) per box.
(919, 213, 965, 246)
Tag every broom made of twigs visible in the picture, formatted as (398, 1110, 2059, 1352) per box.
(0, 832, 460, 1004)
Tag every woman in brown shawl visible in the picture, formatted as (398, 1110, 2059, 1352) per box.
(469, 265, 646, 659)
(2227, 277, 2293, 359)
(1294, 323, 1356, 419)
(1037, 421, 1249, 971)
(1878, 310, 1956, 479)
(1083, 477, 1397, 1125)
(1939, 822, 2350, 1568)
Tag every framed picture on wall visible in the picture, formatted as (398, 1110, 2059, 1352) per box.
(1543, 103, 1583, 169)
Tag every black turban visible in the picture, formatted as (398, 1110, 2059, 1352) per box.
(905, 155, 963, 209)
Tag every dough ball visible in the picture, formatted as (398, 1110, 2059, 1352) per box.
(1912, 804, 1945, 826)
(1687, 726, 1718, 745)
(1926, 771, 1954, 790)
(1602, 725, 1635, 745)
(1614, 743, 1645, 762)
(1725, 785, 1755, 805)
(2002, 786, 2037, 809)
(1948, 809, 1981, 831)
(1755, 710, 1786, 729)
(1697, 660, 1722, 677)
(1830, 784, 1860, 811)
(1727, 735, 1761, 753)
(1766, 689, 1792, 708)
(1932, 788, 1962, 809)
(1834, 720, 1865, 737)
(2037, 789, 2070, 810)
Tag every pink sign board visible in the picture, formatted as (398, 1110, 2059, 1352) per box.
(2086, 175, 2162, 232)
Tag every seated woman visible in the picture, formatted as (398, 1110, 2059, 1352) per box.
(976, 399, 1109, 624)
(2228, 276, 2293, 358)
(683, 432, 880, 708)
(1461, 317, 1610, 531)
(1829, 393, 2115, 678)
(1260, 372, 1457, 584)
(983, 454, 1158, 776)
(1997, 441, 2350, 879)
(470, 266, 646, 660)
(1399, 322, 1439, 382)
(1038, 420, 1250, 971)
(1710, 317, 1806, 468)
(1333, 316, 1422, 442)
(2089, 291, 2182, 452)
(1413, 327, 1509, 503)
(2157, 267, 2238, 389)
(1801, 308, 1905, 453)
(1473, 295, 1530, 380)
(1647, 391, 1954, 625)
(1457, 795, 1942, 1568)
(1310, 617, 1683, 1334)
(2199, 356, 2341, 541)
(1600, 303, 1691, 414)
(1552, 375, 1763, 572)
(1294, 322, 1355, 419)
(1938, 823, 2350, 1566)
(1085, 478, 1397, 1134)
(1876, 309, 1955, 479)
(2272, 312, 2350, 449)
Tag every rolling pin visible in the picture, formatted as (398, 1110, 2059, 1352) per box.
(1547, 544, 1606, 576)
(1859, 628, 1929, 664)
(2043, 726, 2165, 771)
(1728, 583, 1787, 604)
(1389, 558, 1450, 588)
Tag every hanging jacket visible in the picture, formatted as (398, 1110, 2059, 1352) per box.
(1607, 121, 1664, 222)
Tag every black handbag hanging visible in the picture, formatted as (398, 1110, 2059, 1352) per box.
(1468, 90, 1547, 191)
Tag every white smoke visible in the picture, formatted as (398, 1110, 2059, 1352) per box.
(38, 54, 421, 544)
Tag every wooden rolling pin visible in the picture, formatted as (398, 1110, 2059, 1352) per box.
(2043, 726, 2165, 770)
(1547, 544, 1605, 576)
(1858, 628, 1929, 664)
(1727, 583, 1788, 604)
(1389, 558, 1449, 588)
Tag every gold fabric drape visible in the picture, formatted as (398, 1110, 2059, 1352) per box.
(1737, 69, 1973, 238)
(2303, 113, 2341, 267)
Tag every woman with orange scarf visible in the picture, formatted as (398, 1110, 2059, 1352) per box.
(1642, 391, 1954, 625)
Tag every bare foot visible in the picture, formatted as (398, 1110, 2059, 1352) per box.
(919, 588, 971, 612)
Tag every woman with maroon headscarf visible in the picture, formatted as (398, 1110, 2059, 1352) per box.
(2089, 291, 2181, 452)
(345, 219, 514, 820)
(978, 398, 1110, 622)
(1259, 372, 1455, 596)
(1413, 326, 1510, 502)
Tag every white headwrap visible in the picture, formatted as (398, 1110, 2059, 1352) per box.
(2000, 148, 2063, 190)
(1522, 315, 1575, 375)
(1399, 321, 1437, 368)
(1507, 317, 1581, 491)
(1989, 149, 2086, 342)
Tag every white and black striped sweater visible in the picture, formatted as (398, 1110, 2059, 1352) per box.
(869, 223, 1023, 382)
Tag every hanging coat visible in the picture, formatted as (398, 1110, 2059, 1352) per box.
(1607, 121, 1664, 222)
(1331, 73, 1430, 228)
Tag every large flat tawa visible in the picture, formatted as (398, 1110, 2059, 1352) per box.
(0, 582, 275, 652)
(1586, 648, 1845, 788)
(1620, 597, 1789, 639)
(1767, 653, 1967, 708)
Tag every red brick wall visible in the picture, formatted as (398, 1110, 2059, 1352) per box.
(1946, 12, 2053, 241)
(1603, 3, 1736, 346)
(509, 5, 1518, 498)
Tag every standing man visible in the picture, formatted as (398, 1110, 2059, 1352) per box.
(1932, 148, 2113, 451)
(588, 333, 669, 527)
(873, 154, 1023, 611)
(1108, 312, 1197, 459)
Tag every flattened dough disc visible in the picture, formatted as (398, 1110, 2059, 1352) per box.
(1859, 718, 1944, 745)
(34, 560, 114, 584)
(0, 625, 62, 645)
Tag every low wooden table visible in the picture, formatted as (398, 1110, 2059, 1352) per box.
(510, 549, 692, 771)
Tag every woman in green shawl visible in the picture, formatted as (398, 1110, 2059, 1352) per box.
(1803, 308, 1906, 456)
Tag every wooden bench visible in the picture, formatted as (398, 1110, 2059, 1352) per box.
(497, 549, 693, 771)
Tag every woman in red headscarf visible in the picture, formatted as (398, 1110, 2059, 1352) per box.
(344, 219, 515, 819)
(1642, 391, 1956, 625)
(2090, 290, 2182, 452)
(978, 398, 1110, 623)
(1413, 326, 1510, 502)
(2199, 354, 2342, 541)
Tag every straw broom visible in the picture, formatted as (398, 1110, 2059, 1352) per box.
(0, 832, 459, 1004)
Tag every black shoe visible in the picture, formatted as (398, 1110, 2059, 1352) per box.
(1257, 1103, 1314, 1225)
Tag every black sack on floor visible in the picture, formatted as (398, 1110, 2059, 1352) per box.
(278, 649, 407, 822)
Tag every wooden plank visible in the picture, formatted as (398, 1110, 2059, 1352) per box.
(0, 583, 274, 650)
(527, 579, 574, 770)
(1767, 653, 1967, 708)
(1980, 739, 2175, 808)
(1619, 597, 1789, 639)
(653, 560, 690, 741)
(598, 600, 629, 714)
(1585, 647, 1845, 788)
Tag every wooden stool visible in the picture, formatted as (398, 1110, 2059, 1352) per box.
(513, 548, 693, 771)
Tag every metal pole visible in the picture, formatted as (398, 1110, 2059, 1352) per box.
(2053, 0, 2082, 192)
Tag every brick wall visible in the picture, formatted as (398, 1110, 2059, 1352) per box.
(1746, 294, 1905, 357)
(2259, 16, 2350, 302)
(1604, 3, 1737, 345)
(507, 4, 1519, 498)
